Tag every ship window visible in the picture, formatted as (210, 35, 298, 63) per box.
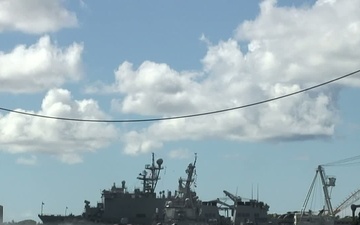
(136, 214, 146, 218)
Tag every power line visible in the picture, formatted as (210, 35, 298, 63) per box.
(0, 68, 360, 123)
(322, 154, 360, 167)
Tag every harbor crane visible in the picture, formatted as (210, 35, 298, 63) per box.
(301, 165, 335, 215)
(301, 155, 360, 216)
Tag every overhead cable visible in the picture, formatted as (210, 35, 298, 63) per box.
(0, 68, 360, 123)
(322, 154, 360, 167)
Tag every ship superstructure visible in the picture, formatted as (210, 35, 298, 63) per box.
(221, 190, 269, 225)
(161, 153, 223, 225)
(39, 153, 168, 225)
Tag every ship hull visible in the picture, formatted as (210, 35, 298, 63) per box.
(38, 214, 85, 224)
(39, 197, 168, 225)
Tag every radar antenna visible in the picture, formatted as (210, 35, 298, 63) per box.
(137, 153, 164, 194)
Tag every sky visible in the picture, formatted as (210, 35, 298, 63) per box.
(1, 0, 360, 222)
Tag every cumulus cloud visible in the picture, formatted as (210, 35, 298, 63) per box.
(0, 0, 78, 34)
(0, 35, 83, 93)
(110, 61, 203, 116)
(235, 0, 360, 86)
(0, 89, 118, 164)
(93, 0, 360, 155)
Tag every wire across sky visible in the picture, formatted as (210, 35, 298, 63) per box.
(1, 68, 360, 123)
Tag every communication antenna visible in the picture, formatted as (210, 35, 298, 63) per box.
(251, 184, 253, 200)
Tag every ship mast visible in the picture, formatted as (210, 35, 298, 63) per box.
(137, 153, 164, 194)
(186, 153, 197, 196)
(178, 153, 197, 205)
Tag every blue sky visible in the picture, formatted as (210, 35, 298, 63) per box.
(1, 0, 360, 222)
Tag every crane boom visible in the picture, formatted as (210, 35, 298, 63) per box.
(318, 165, 335, 215)
(216, 198, 233, 208)
(301, 165, 336, 215)
(223, 190, 241, 203)
(334, 189, 360, 215)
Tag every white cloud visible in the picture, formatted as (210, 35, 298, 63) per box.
(123, 130, 163, 155)
(0, 35, 83, 93)
(79, 0, 88, 10)
(109, 61, 203, 116)
(168, 149, 192, 159)
(0, 0, 78, 34)
(16, 155, 37, 165)
(0, 88, 118, 164)
(93, 0, 360, 155)
(235, 0, 360, 86)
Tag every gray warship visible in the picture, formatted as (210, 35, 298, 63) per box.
(156, 153, 225, 225)
(39, 153, 169, 225)
(39, 153, 272, 225)
(155, 153, 270, 225)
